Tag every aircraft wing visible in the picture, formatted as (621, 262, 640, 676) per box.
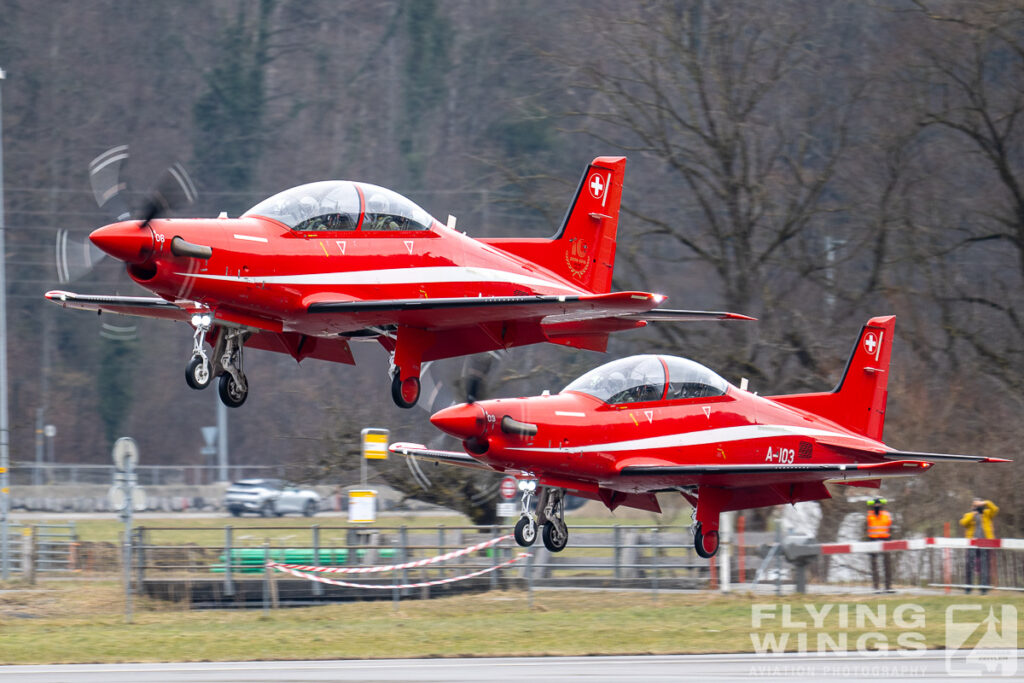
(813, 435, 1010, 464)
(306, 291, 753, 330)
(617, 459, 934, 488)
(883, 449, 1010, 463)
(388, 442, 497, 472)
(45, 290, 200, 322)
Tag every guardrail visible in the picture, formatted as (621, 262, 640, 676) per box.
(758, 534, 1024, 594)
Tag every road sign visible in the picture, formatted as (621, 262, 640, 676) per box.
(111, 437, 138, 472)
(361, 428, 389, 460)
(348, 490, 377, 523)
(500, 476, 517, 500)
(497, 502, 517, 518)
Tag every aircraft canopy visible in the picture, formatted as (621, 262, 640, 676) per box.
(244, 180, 438, 232)
(562, 354, 730, 405)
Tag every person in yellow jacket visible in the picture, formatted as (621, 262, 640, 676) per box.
(866, 498, 893, 592)
(960, 498, 999, 594)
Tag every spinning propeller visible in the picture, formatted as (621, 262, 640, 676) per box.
(55, 145, 198, 283)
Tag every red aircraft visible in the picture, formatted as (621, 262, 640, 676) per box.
(390, 316, 1008, 557)
(46, 150, 749, 408)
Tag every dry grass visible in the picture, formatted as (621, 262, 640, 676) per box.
(1, 581, 1022, 664)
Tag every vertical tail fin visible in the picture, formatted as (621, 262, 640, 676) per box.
(772, 316, 895, 441)
(482, 156, 626, 293)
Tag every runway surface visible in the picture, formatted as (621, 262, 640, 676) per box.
(2, 652, 1020, 682)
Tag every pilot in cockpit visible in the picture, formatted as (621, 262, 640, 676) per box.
(366, 193, 400, 230)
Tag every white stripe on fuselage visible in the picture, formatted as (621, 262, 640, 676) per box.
(507, 424, 867, 453)
(174, 266, 582, 293)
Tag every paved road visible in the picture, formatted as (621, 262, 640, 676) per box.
(1, 652, 1020, 682)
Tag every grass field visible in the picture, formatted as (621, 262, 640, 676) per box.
(2, 579, 1022, 664)
(3, 512, 1021, 664)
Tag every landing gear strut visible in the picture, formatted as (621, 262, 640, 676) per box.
(217, 329, 249, 408)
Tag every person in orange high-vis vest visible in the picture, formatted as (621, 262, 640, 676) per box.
(960, 498, 999, 594)
(866, 498, 893, 592)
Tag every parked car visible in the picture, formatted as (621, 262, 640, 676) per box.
(223, 479, 321, 517)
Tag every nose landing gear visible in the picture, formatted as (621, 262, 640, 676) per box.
(184, 317, 250, 408)
(512, 484, 569, 553)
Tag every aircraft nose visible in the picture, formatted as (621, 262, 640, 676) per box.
(430, 402, 486, 440)
(89, 221, 154, 264)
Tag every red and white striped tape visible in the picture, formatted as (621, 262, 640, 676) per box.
(269, 552, 532, 590)
(820, 537, 1024, 555)
(270, 534, 513, 574)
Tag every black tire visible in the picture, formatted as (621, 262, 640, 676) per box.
(542, 523, 569, 552)
(694, 523, 720, 559)
(260, 500, 275, 518)
(228, 507, 242, 517)
(218, 372, 247, 408)
(185, 356, 212, 390)
(391, 373, 420, 409)
(303, 500, 317, 517)
(514, 516, 537, 546)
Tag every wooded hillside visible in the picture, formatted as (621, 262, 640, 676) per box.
(1, 0, 1020, 534)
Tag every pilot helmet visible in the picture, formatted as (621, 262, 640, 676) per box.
(367, 193, 389, 215)
(299, 195, 318, 219)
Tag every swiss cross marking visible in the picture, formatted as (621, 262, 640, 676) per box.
(864, 332, 878, 355)
(588, 173, 605, 199)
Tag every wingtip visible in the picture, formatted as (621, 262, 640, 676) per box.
(983, 457, 1013, 463)
(388, 442, 426, 454)
(725, 312, 757, 321)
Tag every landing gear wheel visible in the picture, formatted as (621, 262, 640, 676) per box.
(185, 356, 212, 390)
(218, 372, 248, 408)
(391, 374, 420, 409)
(693, 522, 720, 559)
(542, 523, 569, 553)
(514, 516, 537, 547)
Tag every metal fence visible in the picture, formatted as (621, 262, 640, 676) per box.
(121, 524, 713, 607)
(8, 463, 289, 486)
(7, 523, 78, 576)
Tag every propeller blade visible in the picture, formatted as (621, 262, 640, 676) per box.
(55, 229, 106, 283)
(138, 162, 197, 227)
(88, 145, 132, 222)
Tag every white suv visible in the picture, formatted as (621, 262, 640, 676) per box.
(224, 479, 321, 517)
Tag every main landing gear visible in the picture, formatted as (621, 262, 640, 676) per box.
(390, 371, 421, 409)
(693, 521, 720, 559)
(513, 484, 568, 553)
(686, 494, 721, 559)
(185, 316, 250, 408)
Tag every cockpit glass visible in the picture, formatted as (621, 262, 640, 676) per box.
(244, 181, 361, 230)
(663, 356, 729, 399)
(360, 183, 435, 232)
(243, 181, 437, 232)
(561, 355, 666, 404)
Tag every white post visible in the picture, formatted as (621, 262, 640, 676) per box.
(720, 511, 734, 593)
